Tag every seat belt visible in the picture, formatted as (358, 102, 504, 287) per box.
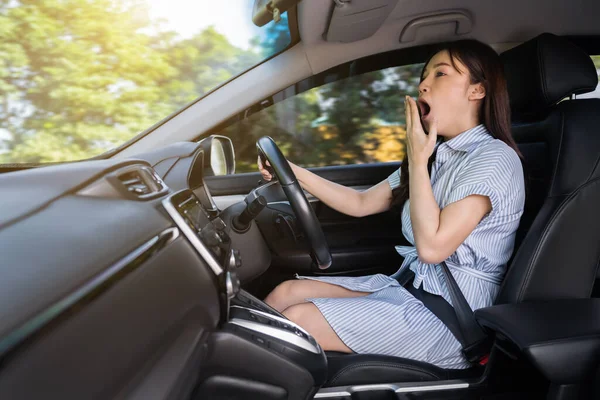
(439, 261, 490, 364)
(403, 263, 490, 365)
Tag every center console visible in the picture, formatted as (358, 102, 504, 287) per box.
(475, 299, 600, 400)
(163, 189, 328, 399)
(226, 305, 328, 382)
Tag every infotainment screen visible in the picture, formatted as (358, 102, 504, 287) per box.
(175, 191, 211, 233)
(162, 189, 225, 276)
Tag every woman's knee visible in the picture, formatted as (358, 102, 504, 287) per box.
(264, 280, 296, 311)
(282, 302, 311, 327)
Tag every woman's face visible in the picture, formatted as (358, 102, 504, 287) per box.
(417, 50, 483, 136)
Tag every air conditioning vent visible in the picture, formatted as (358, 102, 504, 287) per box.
(120, 171, 152, 195)
(116, 166, 168, 200)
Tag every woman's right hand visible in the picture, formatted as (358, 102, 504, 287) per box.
(257, 156, 273, 182)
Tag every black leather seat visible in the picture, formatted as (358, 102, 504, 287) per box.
(323, 33, 600, 388)
(324, 352, 480, 386)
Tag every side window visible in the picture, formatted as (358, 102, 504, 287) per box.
(578, 55, 600, 99)
(218, 63, 424, 173)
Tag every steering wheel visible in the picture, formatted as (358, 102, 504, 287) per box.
(256, 136, 332, 270)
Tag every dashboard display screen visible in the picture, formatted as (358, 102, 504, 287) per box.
(175, 192, 211, 233)
(164, 189, 227, 276)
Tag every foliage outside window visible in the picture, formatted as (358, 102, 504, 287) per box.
(0, 0, 291, 164)
(219, 63, 424, 173)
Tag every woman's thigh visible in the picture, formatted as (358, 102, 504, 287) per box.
(264, 279, 369, 312)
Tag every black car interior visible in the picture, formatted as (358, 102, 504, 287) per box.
(0, 33, 599, 400)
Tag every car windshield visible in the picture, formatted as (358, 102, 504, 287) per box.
(0, 0, 292, 164)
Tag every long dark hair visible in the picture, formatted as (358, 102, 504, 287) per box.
(390, 39, 523, 213)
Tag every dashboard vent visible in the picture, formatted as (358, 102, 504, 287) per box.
(120, 170, 151, 195)
(116, 166, 168, 200)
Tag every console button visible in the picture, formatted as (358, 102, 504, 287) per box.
(227, 248, 242, 270)
(252, 335, 266, 346)
(268, 340, 284, 353)
(199, 227, 221, 247)
(212, 217, 227, 231)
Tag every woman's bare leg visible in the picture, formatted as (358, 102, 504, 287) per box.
(283, 303, 353, 353)
(264, 279, 369, 313)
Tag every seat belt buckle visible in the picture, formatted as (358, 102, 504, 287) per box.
(462, 338, 491, 365)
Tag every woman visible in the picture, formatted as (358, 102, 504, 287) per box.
(258, 40, 525, 369)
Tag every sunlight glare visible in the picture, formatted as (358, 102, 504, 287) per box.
(145, 0, 259, 49)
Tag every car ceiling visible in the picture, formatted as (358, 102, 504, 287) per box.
(298, 0, 600, 74)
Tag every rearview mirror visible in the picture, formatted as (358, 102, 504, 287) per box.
(198, 135, 235, 176)
(252, 0, 301, 27)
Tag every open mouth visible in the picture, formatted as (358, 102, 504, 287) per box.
(417, 99, 431, 119)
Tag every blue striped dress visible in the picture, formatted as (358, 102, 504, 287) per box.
(297, 124, 525, 369)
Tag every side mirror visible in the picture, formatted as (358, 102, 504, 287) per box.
(198, 135, 235, 176)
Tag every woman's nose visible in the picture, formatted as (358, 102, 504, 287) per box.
(418, 76, 430, 94)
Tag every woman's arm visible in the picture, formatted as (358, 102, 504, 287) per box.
(408, 162, 491, 264)
(404, 96, 492, 264)
(290, 162, 393, 218)
(258, 156, 393, 218)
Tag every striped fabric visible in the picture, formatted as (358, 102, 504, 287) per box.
(297, 124, 525, 369)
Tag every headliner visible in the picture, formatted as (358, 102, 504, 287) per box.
(298, 0, 600, 73)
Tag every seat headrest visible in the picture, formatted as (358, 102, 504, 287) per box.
(501, 33, 598, 115)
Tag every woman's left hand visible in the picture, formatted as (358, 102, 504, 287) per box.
(405, 96, 438, 167)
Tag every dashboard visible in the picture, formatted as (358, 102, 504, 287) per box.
(0, 141, 289, 399)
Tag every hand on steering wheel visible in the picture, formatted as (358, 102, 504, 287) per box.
(256, 136, 332, 270)
(257, 156, 274, 182)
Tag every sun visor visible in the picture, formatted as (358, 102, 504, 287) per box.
(324, 0, 399, 43)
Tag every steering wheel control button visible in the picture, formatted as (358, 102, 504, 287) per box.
(274, 214, 299, 242)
